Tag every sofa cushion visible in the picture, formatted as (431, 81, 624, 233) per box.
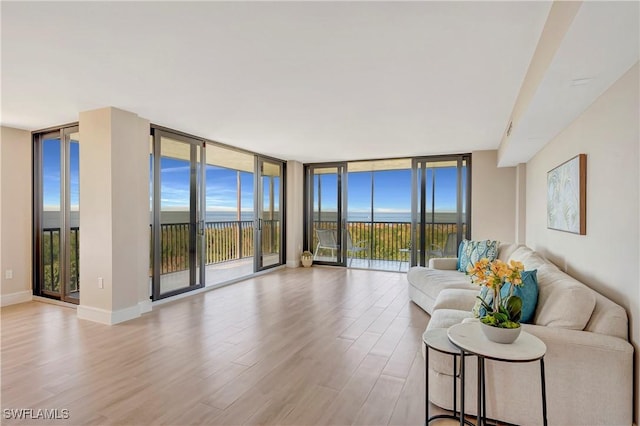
(496, 243, 523, 262)
(433, 288, 479, 312)
(584, 292, 629, 340)
(457, 239, 499, 272)
(508, 246, 548, 270)
(427, 308, 474, 331)
(534, 264, 596, 330)
(500, 269, 539, 323)
(408, 267, 475, 303)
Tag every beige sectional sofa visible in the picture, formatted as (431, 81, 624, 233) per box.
(408, 243, 634, 426)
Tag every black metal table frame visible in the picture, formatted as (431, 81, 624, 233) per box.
(453, 347, 548, 426)
(424, 341, 475, 426)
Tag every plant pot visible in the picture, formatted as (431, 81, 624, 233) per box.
(301, 257, 313, 268)
(480, 322, 521, 344)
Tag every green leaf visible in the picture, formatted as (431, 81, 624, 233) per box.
(476, 295, 493, 313)
(504, 296, 523, 323)
(493, 312, 508, 323)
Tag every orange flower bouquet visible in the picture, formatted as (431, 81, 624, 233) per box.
(467, 259, 524, 328)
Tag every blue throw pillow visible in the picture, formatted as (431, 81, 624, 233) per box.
(458, 239, 499, 273)
(500, 269, 539, 323)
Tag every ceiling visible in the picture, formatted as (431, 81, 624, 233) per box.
(1, 1, 636, 165)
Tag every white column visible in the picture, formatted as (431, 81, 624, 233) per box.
(78, 107, 150, 324)
(0, 126, 33, 306)
(286, 160, 304, 268)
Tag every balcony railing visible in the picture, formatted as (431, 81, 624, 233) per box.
(312, 221, 466, 263)
(158, 220, 280, 275)
(42, 227, 79, 293)
(42, 220, 464, 292)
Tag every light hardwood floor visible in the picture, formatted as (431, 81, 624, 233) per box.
(1, 267, 456, 425)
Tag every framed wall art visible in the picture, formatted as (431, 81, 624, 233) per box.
(547, 154, 586, 235)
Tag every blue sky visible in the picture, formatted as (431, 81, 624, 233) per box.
(157, 157, 256, 212)
(42, 138, 79, 210)
(43, 142, 461, 217)
(317, 167, 461, 214)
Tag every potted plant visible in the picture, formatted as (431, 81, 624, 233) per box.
(301, 250, 313, 267)
(467, 258, 524, 343)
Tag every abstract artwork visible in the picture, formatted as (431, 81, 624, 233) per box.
(547, 154, 586, 235)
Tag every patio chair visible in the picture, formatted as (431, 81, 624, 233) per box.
(346, 232, 369, 267)
(428, 232, 458, 258)
(314, 229, 338, 260)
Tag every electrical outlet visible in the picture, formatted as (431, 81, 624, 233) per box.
(98, 277, 104, 289)
(5, 270, 13, 279)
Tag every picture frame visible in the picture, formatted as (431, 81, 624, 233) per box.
(547, 154, 586, 235)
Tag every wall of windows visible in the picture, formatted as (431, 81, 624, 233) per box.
(149, 126, 285, 300)
(304, 155, 470, 271)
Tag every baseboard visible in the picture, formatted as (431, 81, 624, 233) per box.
(32, 296, 77, 309)
(77, 304, 141, 325)
(0, 290, 33, 307)
(286, 260, 300, 268)
(138, 299, 152, 314)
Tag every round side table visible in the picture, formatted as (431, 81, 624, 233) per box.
(447, 322, 548, 426)
(423, 329, 475, 426)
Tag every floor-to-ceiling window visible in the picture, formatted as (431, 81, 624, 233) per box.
(412, 155, 471, 267)
(150, 126, 285, 300)
(151, 129, 205, 299)
(305, 164, 346, 266)
(304, 155, 470, 272)
(203, 144, 256, 285)
(256, 158, 284, 270)
(33, 126, 80, 303)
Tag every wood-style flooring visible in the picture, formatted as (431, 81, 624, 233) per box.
(1, 267, 451, 425)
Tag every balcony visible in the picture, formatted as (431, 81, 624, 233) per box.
(312, 220, 464, 271)
(41, 219, 463, 297)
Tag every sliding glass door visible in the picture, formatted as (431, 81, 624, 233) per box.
(256, 158, 284, 270)
(152, 130, 205, 299)
(34, 126, 80, 303)
(203, 143, 255, 285)
(303, 155, 470, 271)
(305, 164, 347, 266)
(412, 155, 470, 267)
(150, 127, 286, 300)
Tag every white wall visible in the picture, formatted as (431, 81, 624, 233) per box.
(526, 62, 639, 424)
(78, 107, 151, 324)
(0, 126, 32, 306)
(286, 160, 304, 267)
(471, 150, 517, 243)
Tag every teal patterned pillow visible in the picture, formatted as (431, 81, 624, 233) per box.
(472, 286, 493, 318)
(457, 239, 499, 273)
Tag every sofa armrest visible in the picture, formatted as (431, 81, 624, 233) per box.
(521, 323, 633, 355)
(519, 324, 634, 424)
(433, 288, 478, 312)
(428, 257, 458, 270)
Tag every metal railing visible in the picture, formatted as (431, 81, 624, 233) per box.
(42, 220, 464, 290)
(312, 221, 466, 263)
(158, 220, 280, 275)
(42, 227, 79, 293)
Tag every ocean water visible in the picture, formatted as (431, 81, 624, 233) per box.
(42, 210, 460, 227)
(317, 211, 459, 224)
(162, 210, 459, 224)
